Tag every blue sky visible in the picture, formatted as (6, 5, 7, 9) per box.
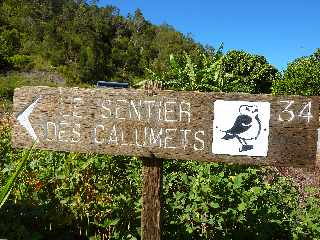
(98, 0, 319, 70)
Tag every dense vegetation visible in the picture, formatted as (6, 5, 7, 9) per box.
(1, 0, 320, 239)
(0, 0, 207, 85)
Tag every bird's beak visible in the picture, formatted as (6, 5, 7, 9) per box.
(252, 109, 258, 113)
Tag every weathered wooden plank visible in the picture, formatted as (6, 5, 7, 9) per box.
(12, 86, 319, 166)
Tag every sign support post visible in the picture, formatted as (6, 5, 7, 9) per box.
(141, 85, 163, 240)
(141, 157, 162, 240)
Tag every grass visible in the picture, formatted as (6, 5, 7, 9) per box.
(0, 146, 33, 208)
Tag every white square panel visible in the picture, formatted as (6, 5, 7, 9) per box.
(212, 100, 271, 157)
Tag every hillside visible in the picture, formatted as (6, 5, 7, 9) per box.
(0, 0, 208, 85)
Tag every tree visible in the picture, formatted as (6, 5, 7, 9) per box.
(221, 50, 279, 93)
(272, 49, 320, 96)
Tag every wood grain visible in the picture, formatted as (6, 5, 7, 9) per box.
(12, 86, 319, 166)
(141, 157, 162, 240)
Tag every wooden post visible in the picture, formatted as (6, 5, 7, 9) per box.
(141, 157, 162, 240)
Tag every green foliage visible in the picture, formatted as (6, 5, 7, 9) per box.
(0, 124, 320, 239)
(0, 73, 21, 111)
(0, 28, 21, 69)
(0, 28, 21, 58)
(272, 49, 320, 96)
(292, 187, 320, 239)
(0, 0, 205, 85)
(0, 146, 33, 208)
(148, 49, 279, 94)
(0, 71, 66, 112)
(162, 161, 300, 239)
(222, 50, 279, 94)
(7, 54, 32, 69)
(0, 125, 142, 239)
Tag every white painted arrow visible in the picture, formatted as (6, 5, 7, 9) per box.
(17, 97, 41, 143)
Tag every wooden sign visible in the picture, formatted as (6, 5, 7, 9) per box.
(13, 86, 319, 166)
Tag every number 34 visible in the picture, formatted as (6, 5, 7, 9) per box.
(278, 101, 313, 123)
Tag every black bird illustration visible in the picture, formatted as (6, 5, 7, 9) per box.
(222, 104, 261, 152)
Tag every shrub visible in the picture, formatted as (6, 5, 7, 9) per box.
(1, 123, 320, 239)
(162, 161, 299, 239)
(7, 54, 33, 69)
(272, 49, 320, 96)
(147, 50, 279, 94)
